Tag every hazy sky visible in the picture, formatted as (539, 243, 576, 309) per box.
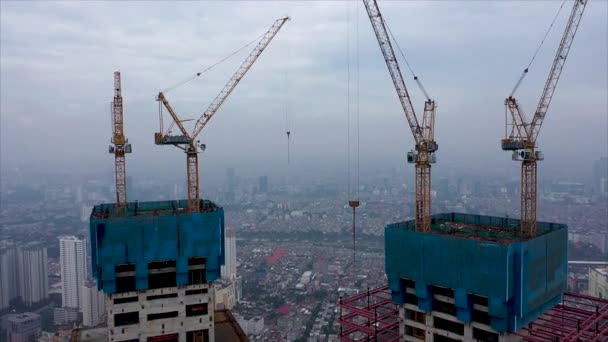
(1, 1, 606, 186)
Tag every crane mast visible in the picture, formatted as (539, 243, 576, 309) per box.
(155, 17, 289, 212)
(109, 71, 132, 213)
(502, 0, 587, 237)
(362, 0, 437, 232)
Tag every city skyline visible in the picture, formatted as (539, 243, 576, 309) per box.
(1, 1, 607, 186)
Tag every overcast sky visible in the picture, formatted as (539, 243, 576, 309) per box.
(1, 1, 606, 186)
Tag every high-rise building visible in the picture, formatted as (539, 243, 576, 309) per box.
(59, 236, 87, 310)
(81, 279, 105, 327)
(18, 242, 48, 306)
(438, 177, 449, 199)
(5, 313, 41, 342)
(258, 176, 268, 193)
(589, 267, 608, 299)
(226, 168, 236, 202)
(383, 213, 567, 340)
(593, 157, 608, 197)
(90, 200, 225, 342)
(222, 228, 237, 281)
(0, 240, 19, 310)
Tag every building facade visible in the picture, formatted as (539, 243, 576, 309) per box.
(385, 213, 568, 341)
(222, 228, 237, 281)
(5, 313, 41, 342)
(589, 267, 608, 299)
(82, 279, 106, 327)
(1, 241, 20, 310)
(89, 199, 225, 342)
(18, 242, 48, 306)
(59, 236, 87, 310)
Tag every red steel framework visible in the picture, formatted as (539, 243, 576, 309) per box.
(512, 292, 608, 342)
(339, 288, 607, 342)
(338, 286, 401, 342)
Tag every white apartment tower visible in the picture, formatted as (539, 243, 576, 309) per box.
(0, 241, 19, 310)
(222, 228, 237, 281)
(82, 279, 106, 327)
(18, 242, 49, 306)
(60, 236, 87, 310)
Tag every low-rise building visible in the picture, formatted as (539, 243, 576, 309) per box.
(589, 267, 608, 299)
(5, 313, 41, 342)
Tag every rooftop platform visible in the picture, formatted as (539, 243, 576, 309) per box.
(386, 213, 568, 333)
(91, 199, 220, 219)
(89, 199, 225, 293)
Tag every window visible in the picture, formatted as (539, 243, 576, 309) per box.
(405, 324, 425, 340)
(114, 296, 138, 304)
(472, 309, 490, 325)
(186, 330, 209, 342)
(186, 304, 208, 317)
(433, 299, 457, 316)
(431, 285, 454, 298)
(114, 312, 139, 326)
(147, 334, 178, 342)
(433, 316, 464, 335)
(473, 328, 499, 342)
(406, 294, 419, 305)
(147, 311, 179, 321)
(188, 257, 206, 285)
(147, 293, 178, 301)
(115, 264, 136, 293)
(148, 259, 177, 290)
(433, 334, 460, 342)
(185, 289, 208, 296)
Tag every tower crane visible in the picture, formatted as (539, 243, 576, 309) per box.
(109, 71, 132, 213)
(502, 0, 587, 237)
(362, 0, 437, 232)
(155, 17, 289, 213)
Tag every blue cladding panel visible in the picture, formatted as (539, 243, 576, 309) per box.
(385, 213, 567, 333)
(89, 200, 225, 294)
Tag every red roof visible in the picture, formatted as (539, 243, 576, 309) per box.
(276, 305, 291, 315)
(267, 247, 288, 266)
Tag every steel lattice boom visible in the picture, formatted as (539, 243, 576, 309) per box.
(155, 17, 289, 212)
(502, 0, 587, 237)
(109, 71, 132, 213)
(363, 0, 437, 232)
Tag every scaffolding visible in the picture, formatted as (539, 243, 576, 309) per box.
(338, 286, 401, 342)
(512, 291, 608, 342)
(339, 287, 607, 342)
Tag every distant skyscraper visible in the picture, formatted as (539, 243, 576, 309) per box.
(226, 167, 236, 201)
(18, 242, 48, 306)
(258, 176, 268, 193)
(222, 229, 237, 281)
(0, 240, 19, 310)
(59, 236, 87, 310)
(81, 279, 105, 327)
(5, 313, 41, 342)
(126, 175, 135, 201)
(593, 157, 608, 197)
(438, 177, 449, 199)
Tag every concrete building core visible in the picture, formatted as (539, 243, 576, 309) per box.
(385, 213, 568, 341)
(89, 199, 225, 342)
